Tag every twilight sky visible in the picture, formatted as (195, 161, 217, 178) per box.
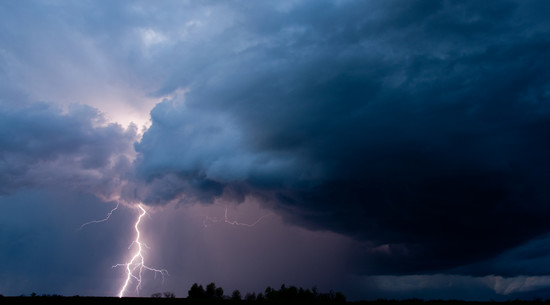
(2, 0, 550, 301)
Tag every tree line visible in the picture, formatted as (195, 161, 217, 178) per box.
(180, 282, 346, 303)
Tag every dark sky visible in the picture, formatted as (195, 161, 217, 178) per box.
(2, 0, 550, 301)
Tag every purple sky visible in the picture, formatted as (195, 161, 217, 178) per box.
(2, 0, 550, 300)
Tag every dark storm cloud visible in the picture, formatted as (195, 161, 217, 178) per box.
(451, 233, 550, 278)
(134, 0, 550, 275)
(0, 103, 136, 199)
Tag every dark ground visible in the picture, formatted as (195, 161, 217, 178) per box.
(1, 297, 550, 305)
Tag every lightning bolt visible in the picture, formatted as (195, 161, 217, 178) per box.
(223, 207, 272, 227)
(204, 206, 272, 227)
(78, 201, 120, 230)
(114, 204, 168, 298)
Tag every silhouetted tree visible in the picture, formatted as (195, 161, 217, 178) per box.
(163, 291, 176, 298)
(303, 288, 315, 301)
(206, 283, 217, 299)
(256, 293, 264, 302)
(264, 286, 274, 300)
(312, 286, 319, 299)
(186, 283, 346, 303)
(151, 293, 162, 298)
(215, 287, 225, 300)
(286, 285, 299, 300)
(245, 292, 256, 301)
(188, 283, 206, 299)
(231, 289, 242, 301)
(334, 292, 346, 303)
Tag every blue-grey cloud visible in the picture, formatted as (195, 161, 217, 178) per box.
(132, 0, 550, 275)
(0, 103, 136, 200)
(2, 0, 550, 286)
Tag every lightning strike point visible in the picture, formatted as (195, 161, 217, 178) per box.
(115, 204, 168, 298)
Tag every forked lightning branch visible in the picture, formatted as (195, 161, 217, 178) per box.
(113, 204, 168, 298)
(79, 202, 167, 298)
(80, 202, 268, 297)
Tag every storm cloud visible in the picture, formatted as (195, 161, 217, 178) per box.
(132, 0, 550, 274)
(2, 0, 550, 297)
(0, 103, 136, 200)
